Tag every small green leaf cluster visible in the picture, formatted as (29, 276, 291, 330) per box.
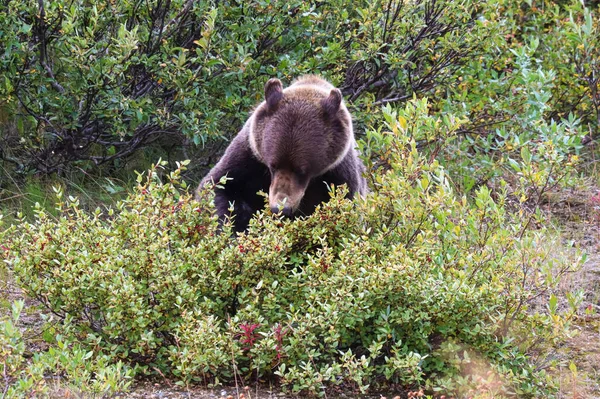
(2, 103, 583, 397)
(0, 300, 133, 398)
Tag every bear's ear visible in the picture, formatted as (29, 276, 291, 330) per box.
(321, 88, 342, 116)
(265, 78, 283, 109)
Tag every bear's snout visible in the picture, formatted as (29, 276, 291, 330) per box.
(270, 205, 293, 217)
(269, 170, 307, 216)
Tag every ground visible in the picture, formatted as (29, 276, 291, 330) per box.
(545, 182, 600, 398)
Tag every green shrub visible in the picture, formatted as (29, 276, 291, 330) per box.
(1, 1, 595, 396)
(0, 300, 133, 398)
(425, 0, 593, 193)
(2, 103, 583, 397)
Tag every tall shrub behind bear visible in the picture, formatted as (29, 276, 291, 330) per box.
(0, 0, 493, 173)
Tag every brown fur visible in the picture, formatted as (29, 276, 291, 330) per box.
(198, 76, 367, 232)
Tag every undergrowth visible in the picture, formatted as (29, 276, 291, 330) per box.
(0, 103, 586, 398)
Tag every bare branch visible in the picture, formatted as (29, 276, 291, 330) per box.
(37, 0, 65, 93)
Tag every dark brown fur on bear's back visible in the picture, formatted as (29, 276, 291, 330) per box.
(198, 76, 367, 232)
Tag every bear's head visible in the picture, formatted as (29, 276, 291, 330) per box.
(249, 78, 353, 216)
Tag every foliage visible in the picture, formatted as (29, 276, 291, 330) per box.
(1, 0, 597, 397)
(509, 1, 599, 135)
(427, 0, 594, 192)
(2, 103, 585, 397)
(0, 300, 134, 398)
(0, 0, 502, 174)
(1, 0, 595, 204)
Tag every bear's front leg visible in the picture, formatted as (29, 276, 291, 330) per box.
(212, 186, 258, 233)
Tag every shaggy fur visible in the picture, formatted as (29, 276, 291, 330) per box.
(198, 75, 367, 232)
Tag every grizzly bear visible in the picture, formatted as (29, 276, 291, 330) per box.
(197, 75, 367, 232)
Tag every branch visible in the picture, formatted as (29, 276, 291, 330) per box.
(162, 0, 194, 40)
(37, 0, 65, 93)
(0, 152, 24, 169)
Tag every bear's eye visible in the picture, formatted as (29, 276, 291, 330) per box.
(298, 166, 309, 176)
(296, 170, 308, 182)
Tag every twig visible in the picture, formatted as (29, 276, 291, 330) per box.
(2, 360, 10, 399)
(37, 0, 65, 93)
(229, 316, 241, 398)
(162, 0, 194, 40)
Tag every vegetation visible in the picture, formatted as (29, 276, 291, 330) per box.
(1, 0, 598, 397)
(0, 300, 133, 397)
(2, 0, 596, 176)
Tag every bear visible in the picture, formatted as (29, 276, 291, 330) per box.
(197, 75, 367, 232)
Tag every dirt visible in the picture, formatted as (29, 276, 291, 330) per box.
(109, 381, 288, 399)
(122, 381, 403, 399)
(545, 181, 600, 398)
